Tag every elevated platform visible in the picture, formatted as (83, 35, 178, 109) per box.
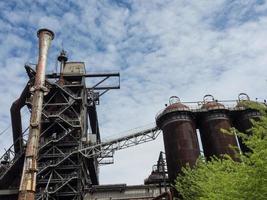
(85, 184, 167, 200)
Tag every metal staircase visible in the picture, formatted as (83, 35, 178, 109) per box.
(0, 135, 27, 189)
(36, 76, 88, 200)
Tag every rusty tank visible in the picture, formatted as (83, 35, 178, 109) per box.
(199, 95, 239, 161)
(156, 96, 200, 185)
(233, 93, 262, 153)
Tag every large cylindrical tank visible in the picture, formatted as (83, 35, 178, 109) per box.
(156, 96, 200, 185)
(199, 95, 239, 161)
(233, 93, 261, 153)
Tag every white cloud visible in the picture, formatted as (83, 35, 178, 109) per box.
(38, 16, 61, 32)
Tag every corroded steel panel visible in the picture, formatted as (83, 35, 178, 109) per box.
(63, 62, 86, 75)
(199, 110, 239, 161)
(157, 100, 200, 187)
(234, 109, 261, 153)
(162, 119, 200, 182)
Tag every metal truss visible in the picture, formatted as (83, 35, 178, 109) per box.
(0, 134, 27, 185)
(79, 127, 161, 162)
(36, 77, 88, 200)
(36, 70, 122, 199)
(46, 71, 120, 105)
(38, 127, 161, 172)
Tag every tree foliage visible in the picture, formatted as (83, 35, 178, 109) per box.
(175, 102, 267, 200)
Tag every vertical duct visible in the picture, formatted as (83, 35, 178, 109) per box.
(18, 29, 54, 200)
(10, 81, 30, 154)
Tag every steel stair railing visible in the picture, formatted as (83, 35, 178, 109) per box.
(39, 128, 76, 151)
(38, 150, 77, 175)
(0, 137, 27, 180)
(53, 82, 78, 100)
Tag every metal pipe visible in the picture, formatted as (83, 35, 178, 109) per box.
(10, 81, 31, 154)
(57, 49, 68, 84)
(18, 28, 54, 200)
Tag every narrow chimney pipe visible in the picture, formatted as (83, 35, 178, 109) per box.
(18, 29, 54, 200)
(58, 49, 68, 84)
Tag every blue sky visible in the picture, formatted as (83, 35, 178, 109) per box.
(0, 0, 267, 185)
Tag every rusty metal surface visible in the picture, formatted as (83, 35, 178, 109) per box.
(201, 101, 225, 110)
(10, 81, 31, 154)
(201, 94, 225, 110)
(156, 102, 200, 183)
(156, 100, 200, 199)
(233, 101, 261, 153)
(199, 106, 239, 161)
(156, 102, 190, 121)
(162, 120, 200, 180)
(164, 102, 190, 111)
(198, 96, 239, 161)
(18, 29, 54, 200)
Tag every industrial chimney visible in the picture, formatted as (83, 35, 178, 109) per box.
(18, 29, 54, 200)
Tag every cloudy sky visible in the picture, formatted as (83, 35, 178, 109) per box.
(0, 0, 267, 185)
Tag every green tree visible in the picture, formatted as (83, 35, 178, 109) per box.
(175, 102, 267, 200)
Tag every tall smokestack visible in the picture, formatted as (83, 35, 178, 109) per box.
(18, 29, 54, 200)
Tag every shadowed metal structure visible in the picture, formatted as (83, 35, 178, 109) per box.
(10, 82, 31, 155)
(156, 96, 200, 197)
(232, 93, 261, 153)
(198, 95, 239, 161)
(144, 151, 168, 194)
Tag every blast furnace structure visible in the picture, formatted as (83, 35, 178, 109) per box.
(0, 29, 161, 200)
(0, 29, 264, 200)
